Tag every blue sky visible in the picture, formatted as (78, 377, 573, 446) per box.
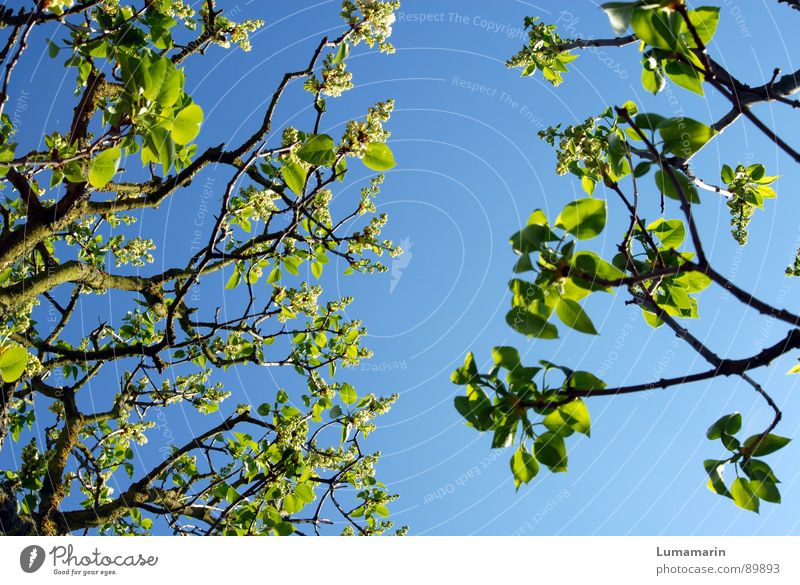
(4, 0, 800, 535)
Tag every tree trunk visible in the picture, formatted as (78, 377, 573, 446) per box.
(0, 382, 35, 535)
(0, 483, 35, 535)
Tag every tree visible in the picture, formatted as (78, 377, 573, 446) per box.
(0, 0, 405, 536)
(454, 1, 798, 513)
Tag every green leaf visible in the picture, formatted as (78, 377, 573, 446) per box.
(148, 126, 176, 172)
(681, 270, 712, 293)
(742, 459, 779, 483)
(506, 308, 558, 339)
(335, 156, 347, 181)
(654, 169, 700, 204)
(281, 161, 307, 195)
(721, 434, 741, 452)
(454, 385, 493, 431)
(623, 100, 639, 117)
(706, 413, 742, 440)
(641, 63, 666, 94)
(581, 176, 596, 195)
(225, 269, 241, 290)
(556, 298, 597, 335)
(509, 279, 544, 306)
(634, 112, 666, 130)
(451, 352, 479, 384)
(555, 198, 606, 240)
(648, 218, 686, 249)
(87, 40, 107, 58)
(571, 251, 624, 292)
(273, 521, 295, 536)
(606, 132, 629, 178)
(282, 256, 301, 275)
(513, 254, 534, 273)
(0, 146, 14, 178)
(333, 41, 350, 63)
(630, 8, 678, 50)
(47, 40, 60, 58)
(156, 64, 184, 107)
(0, 344, 28, 383)
(743, 434, 791, 456)
(630, 8, 680, 50)
(171, 103, 204, 144)
(296, 134, 336, 166)
(731, 478, 759, 512)
(703, 459, 731, 498)
(747, 163, 766, 180)
(570, 371, 606, 391)
(510, 224, 558, 254)
(492, 346, 521, 371)
(88, 147, 121, 189)
(601, 2, 636, 35)
(340, 383, 357, 405)
(543, 409, 575, 437)
(664, 60, 704, 95)
(492, 418, 517, 449)
(363, 142, 396, 171)
(282, 493, 303, 514)
(534, 432, 568, 472)
(294, 483, 315, 504)
(658, 117, 716, 158)
(558, 399, 591, 436)
(641, 308, 663, 329)
(510, 446, 539, 489)
(685, 7, 720, 45)
(721, 164, 735, 184)
(750, 479, 781, 504)
(527, 209, 549, 226)
(266, 267, 282, 284)
(143, 55, 167, 101)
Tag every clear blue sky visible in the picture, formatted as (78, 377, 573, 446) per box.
(4, 0, 800, 535)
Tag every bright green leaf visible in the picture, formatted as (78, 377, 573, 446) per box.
(534, 432, 568, 472)
(510, 446, 539, 489)
(363, 142, 396, 171)
(685, 7, 720, 45)
(340, 383, 357, 405)
(0, 344, 28, 383)
(664, 60, 704, 95)
(506, 308, 559, 339)
(555, 198, 607, 240)
(88, 147, 121, 189)
(296, 134, 336, 166)
(171, 103, 204, 145)
(556, 298, 597, 335)
(333, 41, 350, 63)
(492, 346, 521, 371)
(658, 117, 716, 158)
(731, 477, 759, 512)
(648, 218, 686, 249)
(281, 161, 307, 195)
(654, 169, 701, 204)
(558, 399, 591, 436)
